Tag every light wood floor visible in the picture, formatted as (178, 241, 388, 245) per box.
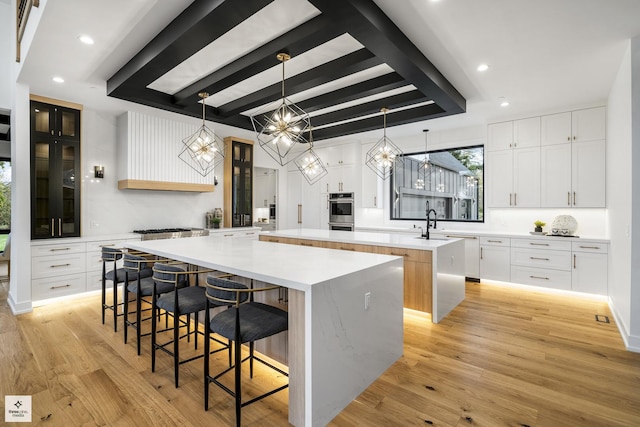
(1, 280, 639, 426)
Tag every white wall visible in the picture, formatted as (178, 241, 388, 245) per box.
(606, 41, 633, 344)
(630, 35, 640, 351)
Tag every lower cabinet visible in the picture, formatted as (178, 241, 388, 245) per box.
(479, 237, 511, 282)
(510, 238, 572, 291)
(31, 236, 138, 302)
(572, 242, 608, 294)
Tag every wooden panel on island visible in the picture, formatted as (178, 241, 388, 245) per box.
(259, 235, 434, 314)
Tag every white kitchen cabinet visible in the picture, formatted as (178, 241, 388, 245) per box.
(479, 237, 510, 282)
(486, 147, 540, 208)
(487, 121, 513, 151)
(321, 165, 357, 193)
(541, 137, 605, 208)
(286, 170, 321, 229)
(541, 107, 605, 145)
(487, 117, 540, 151)
(572, 139, 605, 207)
(572, 242, 608, 295)
(316, 144, 359, 194)
(360, 142, 382, 208)
(541, 143, 572, 207)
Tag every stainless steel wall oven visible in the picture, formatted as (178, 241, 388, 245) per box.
(328, 192, 354, 231)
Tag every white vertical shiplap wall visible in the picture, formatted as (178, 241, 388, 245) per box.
(118, 111, 216, 184)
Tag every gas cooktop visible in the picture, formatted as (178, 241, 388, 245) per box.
(133, 228, 208, 240)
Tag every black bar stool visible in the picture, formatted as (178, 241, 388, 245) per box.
(204, 276, 289, 426)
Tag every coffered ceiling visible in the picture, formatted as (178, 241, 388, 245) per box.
(106, 0, 466, 141)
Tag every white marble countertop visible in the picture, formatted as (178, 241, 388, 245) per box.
(124, 235, 402, 292)
(261, 228, 459, 251)
(355, 226, 609, 243)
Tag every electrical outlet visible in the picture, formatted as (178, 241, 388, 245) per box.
(364, 292, 371, 310)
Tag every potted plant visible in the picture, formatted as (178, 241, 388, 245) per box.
(212, 217, 221, 229)
(534, 220, 546, 233)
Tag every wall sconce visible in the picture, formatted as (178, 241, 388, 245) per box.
(94, 165, 104, 179)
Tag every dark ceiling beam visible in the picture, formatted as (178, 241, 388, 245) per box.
(219, 48, 382, 117)
(173, 14, 345, 108)
(312, 103, 446, 141)
(307, 0, 466, 115)
(297, 72, 407, 113)
(310, 90, 429, 128)
(113, 86, 253, 130)
(107, 0, 274, 96)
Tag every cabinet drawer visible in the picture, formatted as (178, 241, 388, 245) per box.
(32, 274, 86, 300)
(86, 271, 104, 292)
(378, 246, 431, 264)
(511, 247, 570, 271)
(32, 253, 86, 279)
(479, 236, 510, 247)
(511, 266, 571, 290)
(32, 242, 86, 257)
(572, 242, 608, 254)
(511, 238, 571, 251)
(85, 239, 130, 252)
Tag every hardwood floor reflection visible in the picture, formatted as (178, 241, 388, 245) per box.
(1, 280, 639, 426)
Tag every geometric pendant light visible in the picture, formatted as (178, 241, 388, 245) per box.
(294, 127, 328, 185)
(250, 52, 311, 166)
(365, 107, 403, 180)
(178, 92, 225, 177)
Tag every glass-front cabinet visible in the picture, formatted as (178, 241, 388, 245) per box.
(224, 137, 253, 228)
(30, 100, 81, 239)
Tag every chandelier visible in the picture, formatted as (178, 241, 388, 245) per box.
(178, 92, 224, 177)
(251, 52, 311, 166)
(294, 127, 328, 185)
(365, 108, 403, 180)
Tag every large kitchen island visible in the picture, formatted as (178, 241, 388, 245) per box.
(125, 235, 404, 427)
(260, 228, 466, 323)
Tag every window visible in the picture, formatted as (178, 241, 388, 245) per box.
(0, 158, 10, 251)
(390, 146, 484, 222)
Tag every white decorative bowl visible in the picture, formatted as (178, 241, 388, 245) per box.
(551, 215, 578, 236)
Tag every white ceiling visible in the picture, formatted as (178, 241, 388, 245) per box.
(18, 0, 640, 141)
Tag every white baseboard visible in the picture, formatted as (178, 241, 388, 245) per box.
(608, 297, 640, 353)
(7, 292, 33, 315)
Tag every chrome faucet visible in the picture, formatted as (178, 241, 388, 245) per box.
(422, 201, 437, 239)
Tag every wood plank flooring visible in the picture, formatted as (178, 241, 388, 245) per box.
(1, 279, 639, 426)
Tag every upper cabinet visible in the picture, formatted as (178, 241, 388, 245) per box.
(224, 137, 253, 227)
(486, 117, 541, 208)
(487, 117, 540, 151)
(488, 106, 606, 209)
(31, 102, 80, 141)
(541, 107, 605, 145)
(540, 107, 606, 208)
(30, 99, 82, 239)
(315, 144, 359, 194)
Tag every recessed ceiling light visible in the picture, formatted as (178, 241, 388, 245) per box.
(52, 76, 64, 83)
(500, 100, 510, 107)
(477, 64, 489, 72)
(79, 35, 94, 45)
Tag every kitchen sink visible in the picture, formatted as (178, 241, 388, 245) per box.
(413, 236, 449, 241)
